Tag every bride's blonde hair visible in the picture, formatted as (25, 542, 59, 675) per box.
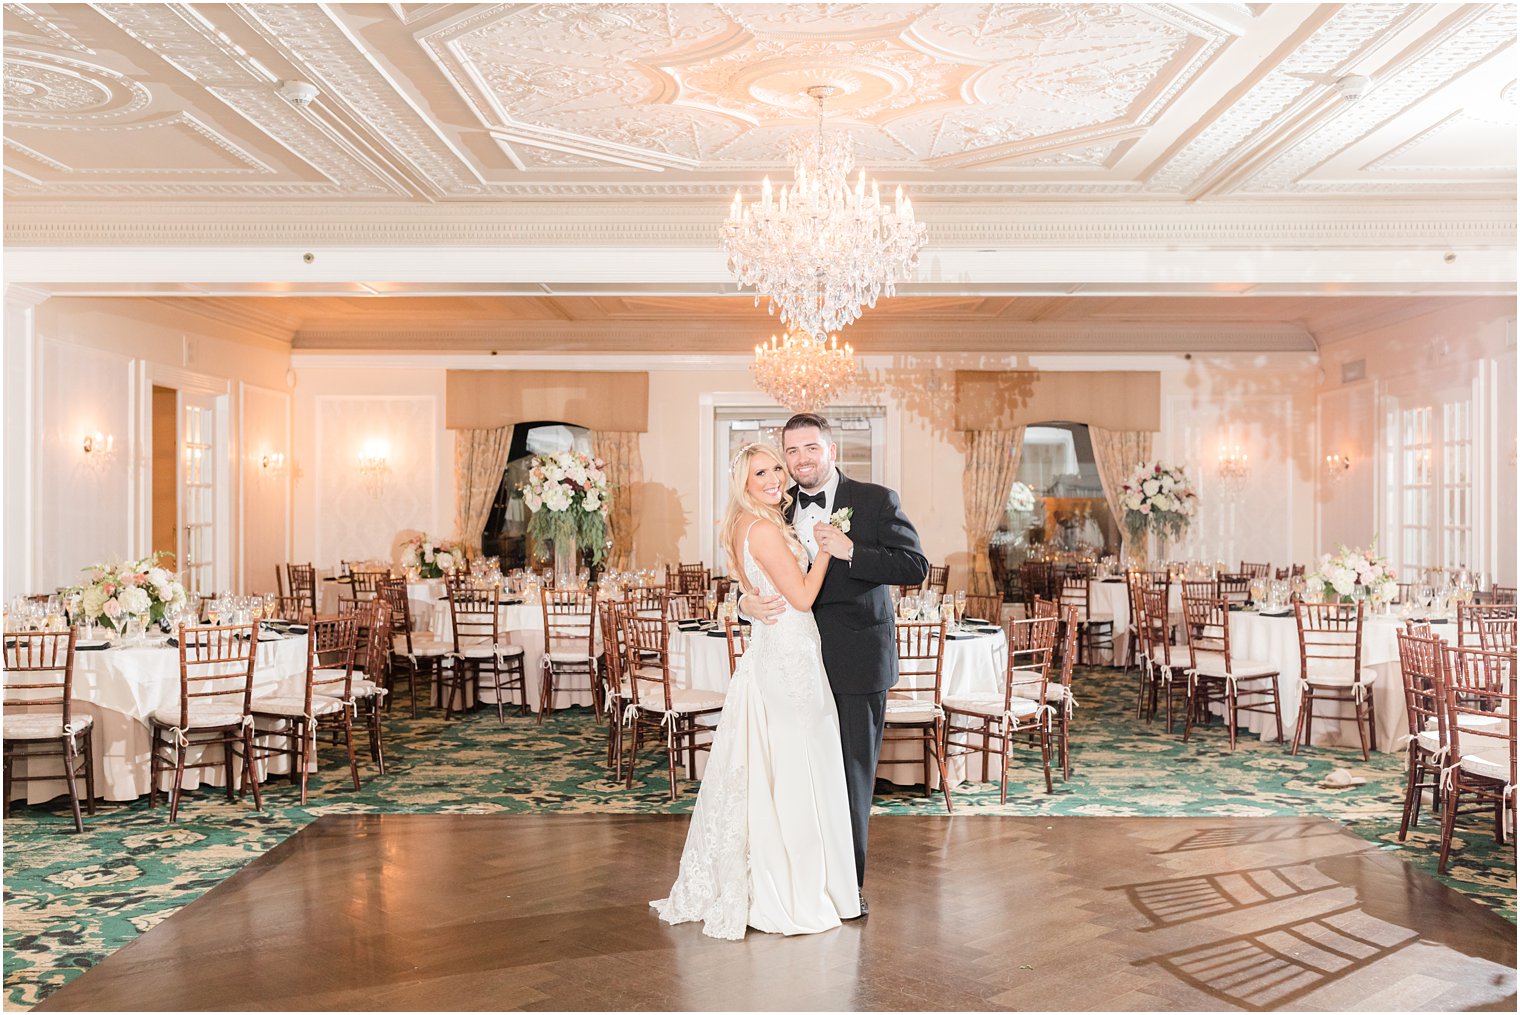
(721, 443, 806, 594)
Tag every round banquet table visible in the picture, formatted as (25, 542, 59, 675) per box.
(6, 632, 309, 804)
(1223, 611, 1458, 753)
(670, 624, 1009, 787)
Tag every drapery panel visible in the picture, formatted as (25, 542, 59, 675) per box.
(963, 428, 1025, 597)
(592, 431, 642, 570)
(1089, 427, 1155, 558)
(453, 425, 514, 558)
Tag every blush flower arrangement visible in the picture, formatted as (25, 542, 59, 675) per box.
(69, 552, 186, 631)
(1306, 543, 1398, 604)
(520, 449, 611, 565)
(1118, 461, 1198, 542)
(400, 534, 463, 578)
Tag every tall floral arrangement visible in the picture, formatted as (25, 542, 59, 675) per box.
(1307, 543, 1397, 604)
(1119, 461, 1198, 542)
(400, 534, 462, 579)
(520, 449, 610, 565)
(69, 552, 186, 631)
(1006, 480, 1036, 515)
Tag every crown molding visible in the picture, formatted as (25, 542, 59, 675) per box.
(289, 319, 1316, 355)
(3, 197, 1514, 249)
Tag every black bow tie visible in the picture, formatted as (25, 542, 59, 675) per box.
(797, 490, 827, 510)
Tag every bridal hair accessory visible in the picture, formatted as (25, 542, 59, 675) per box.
(730, 443, 770, 472)
(829, 507, 854, 533)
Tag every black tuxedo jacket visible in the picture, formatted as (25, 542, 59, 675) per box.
(786, 471, 929, 695)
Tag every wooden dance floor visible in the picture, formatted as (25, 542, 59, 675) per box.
(37, 814, 1515, 1011)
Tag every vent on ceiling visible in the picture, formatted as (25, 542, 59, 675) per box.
(1340, 359, 1366, 384)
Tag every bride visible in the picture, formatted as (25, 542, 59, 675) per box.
(651, 442, 860, 938)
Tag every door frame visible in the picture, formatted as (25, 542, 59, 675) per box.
(138, 365, 231, 591)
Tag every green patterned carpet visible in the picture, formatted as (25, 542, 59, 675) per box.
(4, 665, 1514, 1009)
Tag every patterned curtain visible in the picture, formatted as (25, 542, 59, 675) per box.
(964, 428, 1025, 596)
(453, 425, 514, 558)
(593, 431, 642, 570)
(1089, 427, 1155, 558)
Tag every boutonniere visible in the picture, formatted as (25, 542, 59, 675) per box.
(829, 507, 853, 533)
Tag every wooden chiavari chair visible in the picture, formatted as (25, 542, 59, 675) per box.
(925, 565, 950, 596)
(540, 588, 601, 722)
(272, 595, 313, 625)
(251, 614, 361, 805)
(963, 593, 1002, 626)
(1057, 572, 1113, 666)
(378, 578, 447, 718)
(1457, 603, 1517, 648)
(349, 599, 389, 774)
(447, 578, 527, 723)
(598, 601, 633, 774)
(1137, 586, 1182, 731)
(625, 585, 666, 617)
(1292, 601, 1376, 760)
(284, 563, 318, 618)
(1437, 644, 1516, 874)
(943, 611, 1061, 801)
(1019, 561, 1053, 609)
(1217, 574, 1252, 607)
(668, 563, 710, 595)
(3, 630, 94, 832)
(1181, 578, 1216, 602)
(883, 620, 952, 812)
(149, 622, 262, 822)
(1395, 625, 1444, 842)
(989, 550, 1012, 604)
(1045, 608, 1081, 781)
(1239, 562, 1271, 579)
(1489, 585, 1517, 605)
(1180, 597, 1282, 751)
(724, 619, 750, 677)
(663, 591, 707, 623)
(1275, 564, 1306, 580)
(620, 611, 724, 799)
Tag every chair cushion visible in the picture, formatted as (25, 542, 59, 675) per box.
(150, 705, 248, 730)
(3, 713, 94, 741)
(1082, 612, 1114, 624)
(1458, 751, 1511, 783)
(252, 693, 344, 718)
(1190, 657, 1277, 679)
(629, 686, 725, 714)
(349, 679, 387, 699)
(548, 651, 596, 665)
(943, 694, 1042, 720)
(394, 636, 449, 658)
(1302, 664, 1377, 687)
(1416, 729, 1441, 755)
(884, 697, 940, 724)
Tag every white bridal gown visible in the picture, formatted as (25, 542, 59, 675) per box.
(651, 524, 860, 939)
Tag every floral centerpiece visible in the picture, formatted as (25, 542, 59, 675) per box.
(400, 534, 462, 579)
(69, 552, 186, 632)
(1307, 543, 1397, 604)
(520, 449, 611, 569)
(1006, 481, 1036, 515)
(1119, 461, 1198, 546)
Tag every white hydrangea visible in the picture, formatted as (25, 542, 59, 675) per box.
(117, 585, 151, 616)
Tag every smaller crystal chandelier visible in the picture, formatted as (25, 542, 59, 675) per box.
(1217, 444, 1249, 494)
(751, 332, 856, 413)
(722, 85, 927, 340)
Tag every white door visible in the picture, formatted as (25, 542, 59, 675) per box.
(179, 393, 218, 596)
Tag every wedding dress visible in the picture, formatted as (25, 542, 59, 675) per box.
(651, 522, 860, 938)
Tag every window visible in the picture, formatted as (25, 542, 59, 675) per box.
(1382, 382, 1478, 575)
(481, 422, 593, 568)
(991, 423, 1117, 591)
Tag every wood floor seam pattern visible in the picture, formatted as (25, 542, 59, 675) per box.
(32, 814, 1516, 1012)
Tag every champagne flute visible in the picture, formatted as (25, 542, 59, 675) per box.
(206, 597, 222, 625)
(953, 590, 967, 631)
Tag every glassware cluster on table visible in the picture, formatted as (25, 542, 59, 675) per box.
(887, 588, 970, 632)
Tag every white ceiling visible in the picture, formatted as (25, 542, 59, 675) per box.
(3, 2, 1515, 202)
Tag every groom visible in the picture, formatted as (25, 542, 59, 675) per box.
(741, 412, 928, 916)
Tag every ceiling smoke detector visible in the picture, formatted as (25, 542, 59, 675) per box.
(278, 80, 320, 107)
(1335, 75, 1371, 102)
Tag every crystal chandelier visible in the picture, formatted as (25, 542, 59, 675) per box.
(722, 85, 927, 339)
(1217, 444, 1249, 495)
(751, 331, 856, 413)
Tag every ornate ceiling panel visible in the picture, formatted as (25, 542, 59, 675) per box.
(1, 2, 1513, 204)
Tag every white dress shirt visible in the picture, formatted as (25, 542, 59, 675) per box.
(792, 468, 840, 565)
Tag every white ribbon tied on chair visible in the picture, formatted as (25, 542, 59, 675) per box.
(1006, 702, 1057, 732)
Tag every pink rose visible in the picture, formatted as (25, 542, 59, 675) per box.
(103, 582, 116, 596)
(103, 599, 122, 619)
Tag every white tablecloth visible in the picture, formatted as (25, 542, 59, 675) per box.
(1091, 580, 1183, 664)
(8, 633, 309, 804)
(1222, 612, 1456, 753)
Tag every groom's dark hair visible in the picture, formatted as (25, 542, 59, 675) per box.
(782, 412, 834, 445)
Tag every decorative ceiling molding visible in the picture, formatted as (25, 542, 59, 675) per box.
(5, 198, 1512, 249)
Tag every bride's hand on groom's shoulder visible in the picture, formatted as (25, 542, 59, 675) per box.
(739, 591, 787, 625)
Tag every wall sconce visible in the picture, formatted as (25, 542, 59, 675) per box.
(1325, 452, 1352, 481)
(1217, 444, 1249, 493)
(259, 451, 287, 477)
(357, 439, 390, 497)
(81, 432, 115, 469)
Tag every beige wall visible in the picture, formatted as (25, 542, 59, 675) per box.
(1314, 298, 1515, 583)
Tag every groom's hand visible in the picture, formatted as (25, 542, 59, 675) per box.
(813, 522, 854, 561)
(738, 591, 786, 625)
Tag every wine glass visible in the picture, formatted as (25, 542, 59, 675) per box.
(206, 597, 222, 625)
(901, 595, 921, 621)
(704, 587, 718, 621)
(953, 590, 967, 631)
